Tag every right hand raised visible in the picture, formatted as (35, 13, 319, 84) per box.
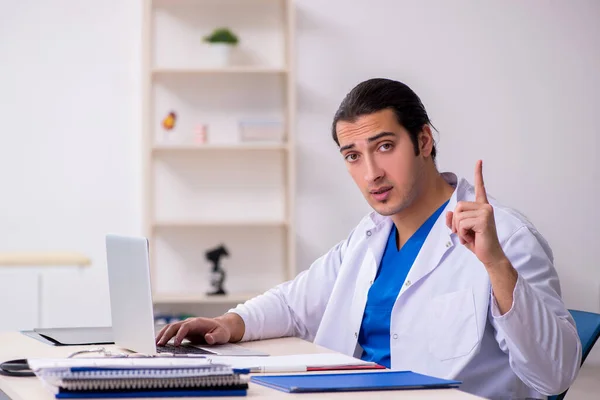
(155, 317, 231, 347)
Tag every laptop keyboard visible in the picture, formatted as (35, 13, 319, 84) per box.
(157, 343, 215, 355)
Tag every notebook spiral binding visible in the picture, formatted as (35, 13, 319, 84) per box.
(44, 366, 232, 379)
(60, 375, 247, 391)
(39, 366, 248, 392)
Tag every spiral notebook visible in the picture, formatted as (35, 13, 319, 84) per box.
(28, 358, 249, 398)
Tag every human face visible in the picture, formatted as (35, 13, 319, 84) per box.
(336, 109, 428, 216)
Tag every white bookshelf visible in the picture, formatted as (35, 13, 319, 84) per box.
(142, 0, 296, 306)
(152, 143, 289, 152)
(152, 67, 288, 75)
(154, 221, 287, 228)
(153, 293, 261, 305)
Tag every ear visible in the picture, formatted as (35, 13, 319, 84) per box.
(418, 125, 434, 158)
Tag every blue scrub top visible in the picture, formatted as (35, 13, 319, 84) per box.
(358, 200, 449, 368)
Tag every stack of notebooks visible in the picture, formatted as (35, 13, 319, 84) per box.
(27, 357, 249, 398)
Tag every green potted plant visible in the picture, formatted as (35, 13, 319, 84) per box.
(203, 27, 239, 67)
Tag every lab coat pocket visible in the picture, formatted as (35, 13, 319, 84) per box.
(427, 288, 479, 361)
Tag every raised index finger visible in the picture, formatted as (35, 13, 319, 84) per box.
(475, 160, 488, 203)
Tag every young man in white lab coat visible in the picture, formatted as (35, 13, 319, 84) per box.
(156, 78, 582, 399)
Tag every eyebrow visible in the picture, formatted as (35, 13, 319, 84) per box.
(339, 131, 397, 153)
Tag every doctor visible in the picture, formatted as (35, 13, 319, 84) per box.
(156, 78, 581, 399)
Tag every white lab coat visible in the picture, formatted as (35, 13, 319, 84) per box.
(230, 173, 582, 400)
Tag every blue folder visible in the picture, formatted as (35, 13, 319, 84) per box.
(250, 371, 461, 393)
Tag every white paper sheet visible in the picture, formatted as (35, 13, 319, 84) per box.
(27, 357, 213, 370)
(28, 352, 377, 373)
(207, 353, 378, 372)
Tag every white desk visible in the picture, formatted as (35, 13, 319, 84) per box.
(0, 332, 484, 399)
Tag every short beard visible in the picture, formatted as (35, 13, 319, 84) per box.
(372, 168, 424, 216)
(374, 187, 419, 216)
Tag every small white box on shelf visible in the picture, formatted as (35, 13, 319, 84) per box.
(238, 119, 285, 143)
(192, 124, 209, 145)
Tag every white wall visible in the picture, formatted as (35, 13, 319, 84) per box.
(294, 0, 600, 363)
(0, 0, 142, 328)
(0, 0, 598, 362)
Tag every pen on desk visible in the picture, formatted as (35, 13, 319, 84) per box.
(174, 354, 207, 358)
(249, 365, 308, 373)
(155, 353, 207, 358)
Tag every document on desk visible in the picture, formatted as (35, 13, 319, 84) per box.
(28, 357, 214, 370)
(28, 353, 383, 374)
(207, 353, 384, 373)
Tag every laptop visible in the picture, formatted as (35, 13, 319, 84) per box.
(105, 234, 268, 356)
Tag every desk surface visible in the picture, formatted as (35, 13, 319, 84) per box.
(0, 331, 483, 399)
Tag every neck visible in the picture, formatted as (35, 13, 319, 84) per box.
(391, 168, 455, 248)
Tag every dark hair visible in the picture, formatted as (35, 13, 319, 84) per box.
(332, 78, 437, 161)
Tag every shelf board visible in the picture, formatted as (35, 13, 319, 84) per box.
(152, 0, 288, 7)
(152, 143, 288, 152)
(153, 293, 259, 304)
(0, 252, 91, 267)
(153, 220, 288, 228)
(152, 66, 288, 75)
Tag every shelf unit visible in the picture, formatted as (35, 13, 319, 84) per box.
(152, 293, 261, 305)
(152, 143, 289, 152)
(152, 67, 288, 75)
(142, 0, 295, 307)
(153, 220, 288, 229)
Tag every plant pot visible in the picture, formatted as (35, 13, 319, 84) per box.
(206, 43, 234, 67)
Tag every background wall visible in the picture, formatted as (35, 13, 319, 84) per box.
(0, 0, 598, 362)
(0, 0, 142, 328)
(294, 0, 600, 364)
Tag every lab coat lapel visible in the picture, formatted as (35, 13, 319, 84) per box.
(354, 216, 393, 297)
(364, 217, 393, 275)
(402, 214, 454, 291)
(401, 177, 463, 293)
(348, 217, 393, 349)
